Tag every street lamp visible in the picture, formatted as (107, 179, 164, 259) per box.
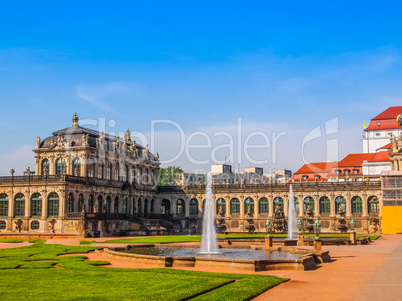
(350, 218, 355, 233)
(313, 218, 321, 239)
(265, 218, 272, 237)
(297, 218, 303, 234)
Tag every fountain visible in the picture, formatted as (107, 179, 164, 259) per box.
(200, 172, 219, 254)
(287, 184, 297, 240)
(104, 175, 330, 271)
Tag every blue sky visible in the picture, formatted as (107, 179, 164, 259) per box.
(1, 1, 402, 174)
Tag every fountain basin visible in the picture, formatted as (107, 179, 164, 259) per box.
(103, 245, 318, 271)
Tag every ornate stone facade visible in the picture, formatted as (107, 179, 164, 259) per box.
(159, 181, 382, 235)
(0, 113, 384, 237)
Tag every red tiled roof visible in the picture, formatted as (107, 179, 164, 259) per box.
(376, 143, 391, 151)
(371, 151, 390, 162)
(372, 106, 402, 120)
(338, 153, 376, 167)
(365, 119, 400, 131)
(365, 106, 402, 131)
(294, 162, 338, 175)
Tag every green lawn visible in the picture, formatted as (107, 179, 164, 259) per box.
(0, 239, 287, 300)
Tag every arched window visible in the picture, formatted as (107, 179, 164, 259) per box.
(123, 197, 127, 214)
(67, 193, 74, 213)
(352, 196, 362, 214)
(30, 193, 42, 217)
(144, 199, 149, 215)
(137, 198, 142, 214)
(244, 197, 254, 213)
(0, 194, 9, 217)
(106, 196, 112, 213)
(87, 158, 95, 178)
(97, 195, 103, 213)
(294, 197, 299, 214)
(335, 196, 346, 213)
(124, 165, 129, 182)
(138, 167, 142, 184)
(98, 161, 105, 179)
(274, 197, 284, 211)
(55, 158, 65, 175)
(115, 163, 120, 181)
(107, 162, 112, 180)
(368, 196, 379, 213)
(14, 193, 25, 217)
(47, 192, 59, 217)
(114, 196, 119, 213)
(319, 196, 330, 214)
(150, 199, 155, 214)
(259, 198, 269, 214)
(88, 195, 94, 213)
(216, 198, 226, 214)
(143, 168, 149, 184)
(131, 168, 136, 184)
(190, 199, 199, 215)
(161, 199, 170, 215)
(78, 194, 84, 211)
(304, 197, 314, 212)
(41, 159, 49, 175)
(177, 199, 185, 215)
(72, 157, 81, 176)
(230, 198, 240, 214)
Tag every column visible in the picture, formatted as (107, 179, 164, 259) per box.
(284, 194, 289, 218)
(81, 156, 87, 177)
(314, 196, 320, 218)
(345, 194, 351, 218)
(362, 194, 368, 217)
(268, 195, 274, 219)
(59, 191, 65, 219)
(185, 198, 190, 217)
(35, 156, 40, 175)
(7, 191, 14, 231)
(240, 197, 245, 218)
(49, 157, 55, 175)
(42, 192, 48, 221)
(25, 191, 30, 219)
(330, 194, 336, 217)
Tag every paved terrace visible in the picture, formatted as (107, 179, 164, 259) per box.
(1, 235, 401, 300)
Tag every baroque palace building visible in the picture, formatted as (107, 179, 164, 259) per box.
(1, 109, 402, 237)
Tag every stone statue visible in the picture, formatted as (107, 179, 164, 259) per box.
(14, 219, 23, 233)
(48, 219, 57, 233)
(36, 137, 41, 148)
(219, 205, 224, 215)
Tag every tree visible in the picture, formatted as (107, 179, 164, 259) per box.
(158, 166, 184, 186)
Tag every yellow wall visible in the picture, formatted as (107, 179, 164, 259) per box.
(382, 206, 402, 234)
